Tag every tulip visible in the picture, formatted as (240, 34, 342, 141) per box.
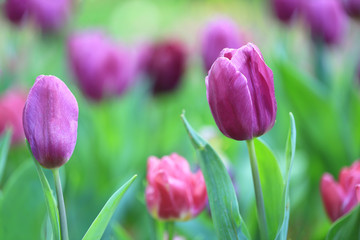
(3, 0, 27, 25)
(271, 0, 299, 23)
(206, 43, 277, 141)
(23, 75, 78, 169)
(145, 153, 207, 221)
(302, 0, 347, 45)
(342, 0, 360, 19)
(30, 0, 70, 32)
(201, 18, 244, 72)
(145, 40, 186, 94)
(3, 0, 70, 31)
(321, 161, 360, 222)
(0, 89, 27, 144)
(68, 31, 138, 101)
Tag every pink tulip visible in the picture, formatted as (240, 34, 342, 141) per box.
(0, 89, 27, 144)
(321, 161, 360, 222)
(145, 153, 207, 221)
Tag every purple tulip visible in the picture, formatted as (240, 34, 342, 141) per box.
(3, 0, 70, 31)
(68, 31, 138, 101)
(302, 0, 348, 45)
(201, 18, 244, 72)
(342, 0, 360, 19)
(3, 0, 28, 25)
(145, 40, 186, 94)
(23, 75, 78, 168)
(29, 0, 70, 31)
(271, 0, 299, 23)
(206, 43, 277, 141)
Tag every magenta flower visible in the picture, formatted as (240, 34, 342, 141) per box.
(23, 75, 78, 168)
(0, 89, 27, 144)
(145, 153, 207, 221)
(302, 0, 348, 45)
(68, 31, 138, 101)
(271, 0, 299, 24)
(342, 0, 360, 19)
(3, 0, 70, 31)
(145, 40, 186, 94)
(321, 161, 360, 222)
(206, 43, 277, 141)
(201, 18, 244, 72)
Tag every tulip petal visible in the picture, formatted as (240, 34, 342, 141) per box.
(321, 173, 345, 222)
(207, 56, 254, 140)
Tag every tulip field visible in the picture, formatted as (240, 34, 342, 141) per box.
(1, 0, 360, 239)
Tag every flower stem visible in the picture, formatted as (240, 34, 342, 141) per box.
(156, 220, 165, 240)
(167, 221, 175, 240)
(52, 168, 69, 240)
(246, 139, 267, 240)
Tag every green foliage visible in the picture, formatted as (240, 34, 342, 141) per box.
(82, 175, 137, 240)
(0, 129, 12, 185)
(182, 113, 250, 240)
(326, 205, 360, 240)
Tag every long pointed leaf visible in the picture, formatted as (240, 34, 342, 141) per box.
(27, 141, 60, 240)
(82, 175, 137, 240)
(0, 129, 12, 185)
(326, 205, 360, 240)
(181, 113, 250, 240)
(276, 113, 296, 240)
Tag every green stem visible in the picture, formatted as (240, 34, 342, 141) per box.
(312, 36, 329, 85)
(246, 139, 267, 240)
(156, 220, 165, 240)
(52, 168, 69, 240)
(167, 221, 174, 240)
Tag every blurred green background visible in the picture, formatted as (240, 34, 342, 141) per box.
(1, 0, 360, 239)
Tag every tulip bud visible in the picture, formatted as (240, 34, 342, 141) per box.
(23, 75, 78, 168)
(320, 161, 360, 222)
(201, 18, 244, 72)
(30, 0, 70, 32)
(206, 43, 277, 141)
(3, 0, 27, 25)
(68, 31, 138, 101)
(145, 40, 186, 94)
(302, 0, 347, 45)
(145, 153, 207, 221)
(271, 0, 299, 24)
(0, 89, 27, 144)
(3, 0, 70, 31)
(342, 0, 360, 19)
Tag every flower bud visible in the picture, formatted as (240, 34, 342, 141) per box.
(206, 43, 277, 141)
(342, 0, 360, 19)
(0, 89, 27, 144)
(271, 0, 299, 24)
(3, 0, 27, 25)
(23, 75, 78, 168)
(67, 31, 138, 101)
(201, 18, 244, 72)
(320, 161, 360, 222)
(302, 0, 347, 45)
(145, 153, 207, 221)
(30, 0, 70, 32)
(145, 40, 186, 94)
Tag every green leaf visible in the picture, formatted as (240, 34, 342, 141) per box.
(181, 113, 250, 240)
(27, 141, 60, 240)
(0, 129, 12, 185)
(275, 113, 296, 240)
(254, 139, 284, 239)
(326, 205, 360, 240)
(82, 175, 137, 240)
(0, 161, 47, 239)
